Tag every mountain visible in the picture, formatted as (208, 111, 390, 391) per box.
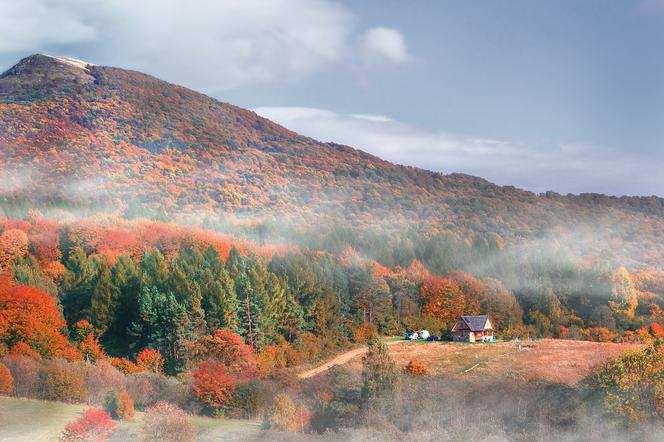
(1, 54, 663, 266)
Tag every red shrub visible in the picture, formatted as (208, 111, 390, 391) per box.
(651, 322, 664, 338)
(191, 360, 236, 414)
(61, 408, 116, 442)
(0, 362, 13, 395)
(86, 360, 125, 405)
(136, 348, 164, 374)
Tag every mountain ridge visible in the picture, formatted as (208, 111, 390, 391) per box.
(1, 54, 663, 266)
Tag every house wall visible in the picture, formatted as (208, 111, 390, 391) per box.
(452, 331, 473, 342)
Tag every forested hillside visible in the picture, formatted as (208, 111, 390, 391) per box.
(1, 55, 664, 267)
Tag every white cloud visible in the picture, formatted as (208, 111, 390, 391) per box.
(254, 106, 662, 196)
(0, 0, 96, 52)
(358, 27, 413, 64)
(0, 0, 411, 91)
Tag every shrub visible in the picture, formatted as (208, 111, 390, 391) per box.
(619, 327, 655, 344)
(191, 360, 236, 415)
(404, 358, 428, 376)
(126, 372, 187, 409)
(141, 401, 196, 442)
(43, 360, 88, 403)
(271, 393, 299, 433)
(0, 362, 13, 395)
(1, 355, 39, 398)
(227, 380, 261, 419)
(592, 343, 664, 421)
(136, 349, 164, 374)
(108, 357, 139, 374)
(86, 360, 125, 405)
(583, 327, 616, 343)
(60, 408, 115, 442)
(103, 389, 135, 421)
(125, 373, 156, 408)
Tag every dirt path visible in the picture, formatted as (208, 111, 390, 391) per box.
(298, 339, 407, 379)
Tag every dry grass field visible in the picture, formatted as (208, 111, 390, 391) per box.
(343, 339, 643, 386)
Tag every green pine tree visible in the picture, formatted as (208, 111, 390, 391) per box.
(361, 336, 400, 401)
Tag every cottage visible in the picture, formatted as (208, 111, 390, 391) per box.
(451, 315, 494, 342)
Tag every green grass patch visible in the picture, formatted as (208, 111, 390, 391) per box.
(0, 396, 260, 442)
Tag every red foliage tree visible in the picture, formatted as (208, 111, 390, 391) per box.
(61, 408, 116, 442)
(191, 360, 237, 414)
(188, 329, 256, 378)
(0, 362, 13, 395)
(135, 348, 164, 374)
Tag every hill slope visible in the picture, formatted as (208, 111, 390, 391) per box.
(1, 54, 663, 266)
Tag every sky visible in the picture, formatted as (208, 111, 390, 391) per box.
(0, 0, 663, 196)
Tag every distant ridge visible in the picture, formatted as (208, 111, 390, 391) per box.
(1, 54, 663, 266)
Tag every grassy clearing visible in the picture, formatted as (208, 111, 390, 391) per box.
(0, 397, 260, 442)
(343, 339, 643, 385)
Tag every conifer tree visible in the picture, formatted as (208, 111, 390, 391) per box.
(89, 262, 119, 336)
(61, 247, 98, 323)
(361, 336, 400, 401)
(131, 287, 193, 374)
(105, 255, 142, 354)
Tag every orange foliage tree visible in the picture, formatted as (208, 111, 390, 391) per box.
(188, 329, 256, 378)
(135, 348, 164, 374)
(0, 229, 28, 270)
(0, 282, 69, 358)
(79, 333, 105, 362)
(420, 276, 466, 324)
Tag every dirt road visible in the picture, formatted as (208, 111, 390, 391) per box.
(298, 339, 407, 379)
